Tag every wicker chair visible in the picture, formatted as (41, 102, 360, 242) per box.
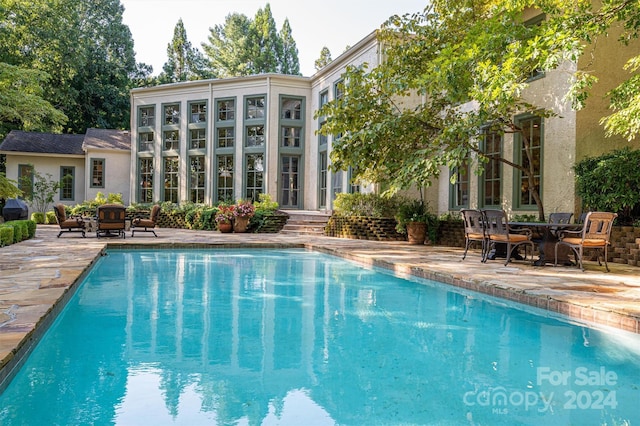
(554, 211, 617, 271)
(53, 204, 85, 238)
(131, 205, 160, 237)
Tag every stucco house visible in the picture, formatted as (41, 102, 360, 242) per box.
(0, 129, 131, 208)
(1, 12, 638, 218)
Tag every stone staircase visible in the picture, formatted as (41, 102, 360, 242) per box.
(279, 210, 331, 236)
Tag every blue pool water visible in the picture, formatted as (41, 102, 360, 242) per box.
(0, 249, 639, 425)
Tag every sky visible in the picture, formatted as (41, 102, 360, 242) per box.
(120, 0, 427, 77)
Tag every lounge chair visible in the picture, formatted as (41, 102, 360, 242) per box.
(54, 204, 85, 238)
(483, 209, 534, 266)
(131, 204, 160, 237)
(460, 209, 487, 261)
(554, 211, 617, 271)
(96, 204, 126, 238)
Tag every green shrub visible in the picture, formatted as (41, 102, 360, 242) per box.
(45, 211, 57, 224)
(0, 226, 13, 246)
(574, 147, 640, 224)
(333, 193, 401, 218)
(24, 220, 36, 238)
(5, 222, 22, 243)
(31, 212, 45, 224)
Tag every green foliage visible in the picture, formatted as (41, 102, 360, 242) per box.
(512, 214, 539, 223)
(0, 226, 13, 246)
(31, 212, 45, 224)
(4, 221, 22, 243)
(24, 219, 36, 238)
(159, 18, 213, 83)
(254, 193, 279, 213)
(45, 210, 57, 224)
(70, 192, 124, 216)
(202, 5, 300, 77)
(0, 172, 22, 199)
(574, 148, 640, 222)
(314, 47, 332, 71)
(0, 0, 139, 133)
(332, 193, 401, 218)
(394, 199, 437, 235)
(20, 169, 62, 214)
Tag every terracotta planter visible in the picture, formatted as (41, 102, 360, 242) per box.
(406, 221, 427, 244)
(234, 216, 250, 233)
(218, 222, 233, 233)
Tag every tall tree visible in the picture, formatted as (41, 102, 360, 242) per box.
(202, 13, 254, 77)
(249, 3, 281, 73)
(160, 18, 213, 83)
(0, 0, 142, 133)
(202, 5, 300, 77)
(279, 18, 300, 75)
(314, 47, 332, 71)
(316, 0, 594, 220)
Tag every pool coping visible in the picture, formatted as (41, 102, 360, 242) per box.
(1, 229, 639, 391)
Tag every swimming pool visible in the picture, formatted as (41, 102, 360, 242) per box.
(0, 248, 638, 425)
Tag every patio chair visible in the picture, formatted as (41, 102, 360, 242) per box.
(483, 209, 534, 266)
(54, 203, 85, 238)
(96, 204, 126, 239)
(460, 209, 488, 261)
(131, 204, 160, 237)
(554, 211, 617, 272)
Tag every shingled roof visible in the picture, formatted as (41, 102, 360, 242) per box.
(0, 130, 85, 155)
(83, 128, 131, 151)
(0, 128, 131, 155)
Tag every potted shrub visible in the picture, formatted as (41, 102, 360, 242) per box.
(395, 199, 436, 244)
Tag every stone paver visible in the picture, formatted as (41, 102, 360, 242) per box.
(1, 224, 639, 384)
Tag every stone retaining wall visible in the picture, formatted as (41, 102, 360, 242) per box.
(325, 216, 405, 241)
(610, 226, 640, 266)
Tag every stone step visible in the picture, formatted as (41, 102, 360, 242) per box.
(279, 210, 331, 236)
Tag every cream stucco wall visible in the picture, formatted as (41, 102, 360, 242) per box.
(3, 153, 86, 210)
(85, 149, 131, 205)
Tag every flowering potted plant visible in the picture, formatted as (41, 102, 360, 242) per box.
(233, 199, 256, 232)
(215, 204, 235, 233)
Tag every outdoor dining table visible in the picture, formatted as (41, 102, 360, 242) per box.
(508, 221, 583, 266)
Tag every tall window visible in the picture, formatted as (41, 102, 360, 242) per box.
(319, 151, 327, 208)
(331, 170, 343, 202)
(163, 157, 179, 203)
(139, 106, 155, 127)
(281, 127, 301, 147)
(348, 167, 360, 194)
(17, 164, 34, 199)
(515, 116, 542, 208)
(217, 99, 235, 121)
(480, 130, 502, 207)
(190, 102, 207, 123)
(139, 158, 154, 203)
(190, 128, 206, 149)
(246, 126, 265, 147)
(450, 162, 469, 209)
(281, 98, 301, 120)
(189, 156, 205, 203)
(139, 132, 154, 152)
(164, 104, 180, 125)
(217, 155, 234, 202)
(60, 166, 75, 201)
(246, 96, 265, 119)
(90, 159, 105, 188)
(246, 154, 264, 201)
(163, 130, 179, 151)
(217, 127, 235, 148)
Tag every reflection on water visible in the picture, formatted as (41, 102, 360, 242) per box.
(0, 249, 639, 425)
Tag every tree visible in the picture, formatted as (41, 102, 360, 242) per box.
(0, 172, 22, 199)
(0, 63, 67, 139)
(279, 18, 300, 75)
(203, 13, 254, 77)
(250, 4, 281, 73)
(202, 5, 300, 77)
(315, 47, 332, 71)
(316, 0, 612, 221)
(160, 19, 213, 83)
(19, 169, 63, 214)
(0, 0, 141, 133)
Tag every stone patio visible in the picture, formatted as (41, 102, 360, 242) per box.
(1, 224, 640, 385)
